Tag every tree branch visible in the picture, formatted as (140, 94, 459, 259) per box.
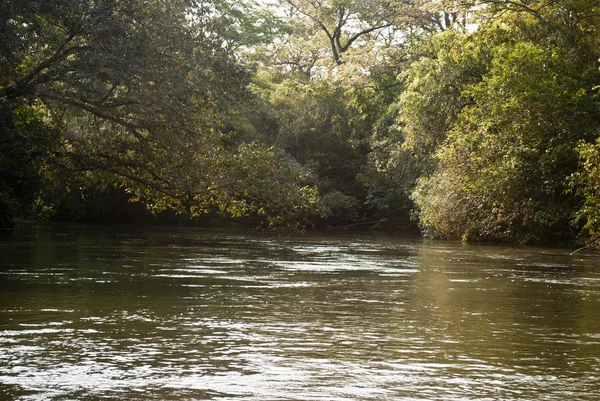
(0, 32, 88, 100)
(341, 23, 394, 53)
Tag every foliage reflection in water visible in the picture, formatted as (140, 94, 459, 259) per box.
(1, 224, 600, 400)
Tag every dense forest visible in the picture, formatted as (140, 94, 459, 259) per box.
(1, 0, 599, 248)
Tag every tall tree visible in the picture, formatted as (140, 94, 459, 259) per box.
(279, 0, 397, 65)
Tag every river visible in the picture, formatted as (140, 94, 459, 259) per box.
(1, 224, 599, 400)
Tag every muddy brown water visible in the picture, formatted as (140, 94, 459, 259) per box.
(1, 224, 599, 400)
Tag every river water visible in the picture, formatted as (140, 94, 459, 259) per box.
(1, 224, 600, 400)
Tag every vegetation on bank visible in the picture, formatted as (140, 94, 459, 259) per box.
(1, 0, 599, 247)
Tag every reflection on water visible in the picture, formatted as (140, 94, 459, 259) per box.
(1, 224, 600, 400)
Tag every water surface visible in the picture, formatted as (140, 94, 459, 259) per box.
(1, 224, 600, 400)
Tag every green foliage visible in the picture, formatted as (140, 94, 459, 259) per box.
(321, 190, 361, 220)
(256, 76, 369, 212)
(571, 139, 600, 248)
(409, 1, 600, 244)
(0, 100, 60, 228)
(249, 0, 411, 223)
(279, 0, 398, 65)
(397, 30, 491, 156)
(124, 142, 328, 229)
(0, 146, 38, 228)
(1, 0, 325, 229)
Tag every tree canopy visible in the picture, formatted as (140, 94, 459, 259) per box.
(0, 0, 325, 229)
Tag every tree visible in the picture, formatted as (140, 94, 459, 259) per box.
(0, 0, 325, 228)
(244, 0, 409, 224)
(279, 0, 398, 65)
(571, 138, 600, 250)
(393, 0, 469, 34)
(409, 0, 600, 243)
